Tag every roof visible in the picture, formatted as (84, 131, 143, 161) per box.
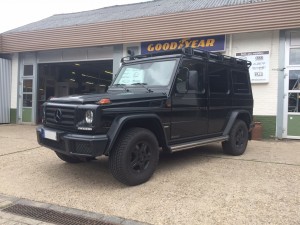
(6, 0, 268, 33)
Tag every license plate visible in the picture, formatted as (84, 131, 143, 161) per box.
(43, 129, 57, 141)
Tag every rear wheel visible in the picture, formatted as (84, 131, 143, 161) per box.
(222, 119, 249, 156)
(55, 152, 94, 163)
(109, 127, 159, 186)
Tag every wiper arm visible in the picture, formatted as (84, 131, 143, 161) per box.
(111, 84, 129, 92)
(131, 83, 153, 93)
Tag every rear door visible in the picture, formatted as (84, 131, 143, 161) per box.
(207, 62, 232, 135)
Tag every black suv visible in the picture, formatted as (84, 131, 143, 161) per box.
(36, 48, 254, 186)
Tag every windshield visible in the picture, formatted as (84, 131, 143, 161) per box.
(113, 60, 177, 87)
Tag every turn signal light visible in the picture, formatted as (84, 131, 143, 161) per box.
(98, 98, 111, 105)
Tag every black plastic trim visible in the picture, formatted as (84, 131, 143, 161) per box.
(36, 126, 108, 157)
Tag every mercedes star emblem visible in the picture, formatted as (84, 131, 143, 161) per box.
(54, 109, 62, 122)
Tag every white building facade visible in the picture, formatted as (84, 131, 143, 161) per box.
(1, 0, 300, 139)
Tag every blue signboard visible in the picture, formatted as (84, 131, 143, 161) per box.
(141, 35, 226, 54)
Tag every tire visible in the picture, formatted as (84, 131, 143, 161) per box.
(222, 120, 249, 156)
(109, 127, 159, 186)
(55, 151, 91, 163)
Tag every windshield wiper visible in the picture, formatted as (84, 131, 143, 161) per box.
(112, 84, 129, 92)
(131, 83, 153, 93)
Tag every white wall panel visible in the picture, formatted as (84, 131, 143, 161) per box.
(227, 31, 279, 116)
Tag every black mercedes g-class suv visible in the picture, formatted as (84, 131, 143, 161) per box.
(37, 48, 254, 186)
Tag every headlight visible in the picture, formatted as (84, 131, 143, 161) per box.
(85, 110, 94, 124)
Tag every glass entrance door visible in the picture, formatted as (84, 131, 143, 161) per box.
(284, 31, 300, 138)
(20, 64, 34, 123)
(286, 69, 300, 138)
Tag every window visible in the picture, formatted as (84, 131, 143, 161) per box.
(208, 64, 229, 93)
(23, 79, 33, 107)
(114, 60, 177, 86)
(24, 65, 33, 76)
(232, 70, 250, 94)
(290, 48, 300, 65)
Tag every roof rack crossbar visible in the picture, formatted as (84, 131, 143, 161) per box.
(121, 47, 252, 67)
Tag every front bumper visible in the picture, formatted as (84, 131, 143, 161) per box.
(36, 126, 108, 157)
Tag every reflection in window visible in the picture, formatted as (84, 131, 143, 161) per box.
(23, 94, 32, 107)
(23, 80, 33, 92)
(24, 65, 33, 76)
(289, 70, 300, 90)
(114, 60, 177, 86)
(290, 48, 300, 65)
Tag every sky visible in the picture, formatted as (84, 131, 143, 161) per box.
(0, 0, 151, 33)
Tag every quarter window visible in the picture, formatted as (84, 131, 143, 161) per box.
(232, 70, 250, 94)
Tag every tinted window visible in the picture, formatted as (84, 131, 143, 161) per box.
(208, 64, 229, 93)
(232, 70, 250, 94)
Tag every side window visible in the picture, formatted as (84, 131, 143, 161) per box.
(232, 70, 250, 94)
(177, 59, 205, 93)
(208, 64, 229, 94)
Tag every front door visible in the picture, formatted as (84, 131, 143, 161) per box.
(284, 31, 300, 138)
(171, 58, 208, 141)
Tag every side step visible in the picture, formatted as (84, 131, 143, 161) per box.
(170, 136, 229, 152)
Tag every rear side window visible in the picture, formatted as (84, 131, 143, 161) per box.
(232, 70, 250, 94)
(208, 64, 229, 94)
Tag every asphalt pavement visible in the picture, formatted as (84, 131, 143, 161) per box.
(0, 124, 299, 225)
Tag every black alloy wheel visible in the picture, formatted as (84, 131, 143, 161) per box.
(222, 119, 249, 156)
(109, 127, 159, 186)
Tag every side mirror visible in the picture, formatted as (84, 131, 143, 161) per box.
(188, 70, 199, 91)
(176, 67, 189, 93)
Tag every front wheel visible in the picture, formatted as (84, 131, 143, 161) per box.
(109, 127, 159, 186)
(222, 120, 249, 156)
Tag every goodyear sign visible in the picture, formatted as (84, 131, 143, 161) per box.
(141, 35, 226, 54)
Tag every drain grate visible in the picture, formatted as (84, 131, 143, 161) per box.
(3, 204, 118, 225)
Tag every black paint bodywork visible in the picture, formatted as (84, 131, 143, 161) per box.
(36, 49, 254, 157)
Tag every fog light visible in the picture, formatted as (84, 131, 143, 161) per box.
(85, 110, 94, 124)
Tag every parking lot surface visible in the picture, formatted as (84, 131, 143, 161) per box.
(0, 124, 300, 225)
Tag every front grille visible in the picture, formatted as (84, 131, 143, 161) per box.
(45, 105, 76, 129)
(40, 138, 65, 151)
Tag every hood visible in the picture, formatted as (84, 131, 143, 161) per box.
(48, 89, 167, 105)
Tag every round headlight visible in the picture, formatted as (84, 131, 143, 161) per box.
(85, 110, 94, 124)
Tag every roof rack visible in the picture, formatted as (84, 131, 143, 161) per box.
(121, 47, 252, 68)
